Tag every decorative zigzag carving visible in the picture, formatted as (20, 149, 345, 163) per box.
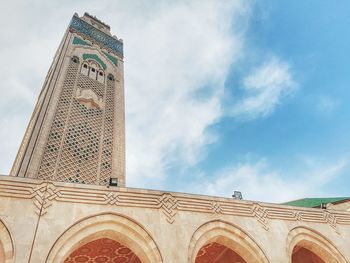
(1, 177, 350, 230)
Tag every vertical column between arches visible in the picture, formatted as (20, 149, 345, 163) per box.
(0, 220, 14, 263)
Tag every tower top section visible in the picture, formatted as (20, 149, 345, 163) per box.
(84, 12, 111, 30)
(70, 13, 123, 57)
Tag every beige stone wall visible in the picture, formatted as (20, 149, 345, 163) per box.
(329, 201, 350, 212)
(0, 175, 349, 263)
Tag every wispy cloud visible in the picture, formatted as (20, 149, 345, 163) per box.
(231, 57, 296, 120)
(0, 1, 251, 188)
(0, 1, 303, 200)
(317, 95, 338, 113)
(124, 1, 250, 187)
(191, 157, 347, 203)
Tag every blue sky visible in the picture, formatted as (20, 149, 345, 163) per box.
(0, 1, 349, 202)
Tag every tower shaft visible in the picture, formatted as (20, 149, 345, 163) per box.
(11, 13, 125, 186)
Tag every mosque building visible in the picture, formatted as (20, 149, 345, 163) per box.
(1, 13, 350, 263)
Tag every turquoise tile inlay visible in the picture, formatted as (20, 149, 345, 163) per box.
(70, 15, 123, 56)
(83, 54, 107, 70)
(72, 37, 92, 46)
(103, 51, 118, 66)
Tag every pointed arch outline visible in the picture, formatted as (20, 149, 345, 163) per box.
(287, 226, 347, 263)
(71, 45, 117, 74)
(0, 219, 14, 263)
(46, 212, 163, 263)
(188, 220, 270, 263)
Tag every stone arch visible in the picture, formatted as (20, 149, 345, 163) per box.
(46, 213, 163, 263)
(188, 220, 270, 263)
(0, 220, 14, 263)
(287, 226, 347, 263)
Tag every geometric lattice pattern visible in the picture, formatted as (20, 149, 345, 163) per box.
(99, 77, 115, 185)
(64, 238, 141, 263)
(37, 58, 115, 185)
(195, 242, 246, 263)
(55, 74, 104, 184)
(37, 59, 79, 181)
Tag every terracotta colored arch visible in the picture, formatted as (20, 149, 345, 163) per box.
(287, 226, 347, 263)
(188, 220, 270, 263)
(0, 220, 14, 263)
(46, 213, 163, 263)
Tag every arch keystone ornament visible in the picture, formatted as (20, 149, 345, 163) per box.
(252, 203, 269, 230)
(158, 193, 178, 223)
(211, 202, 222, 214)
(287, 226, 347, 263)
(323, 210, 338, 232)
(188, 220, 270, 263)
(46, 213, 163, 263)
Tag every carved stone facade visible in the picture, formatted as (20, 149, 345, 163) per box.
(1, 13, 350, 263)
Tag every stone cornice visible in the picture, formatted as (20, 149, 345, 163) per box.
(0, 176, 349, 230)
(69, 15, 123, 57)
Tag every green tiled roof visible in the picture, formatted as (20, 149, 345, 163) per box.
(283, 197, 350, 208)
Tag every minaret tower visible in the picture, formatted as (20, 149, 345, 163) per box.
(10, 13, 125, 186)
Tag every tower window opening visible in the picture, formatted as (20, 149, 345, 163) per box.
(88, 62, 98, 80)
(72, 56, 79, 63)
(81, 60, 105, 83)
(108, 74, 114, 81)
(81, 62, 89, 76)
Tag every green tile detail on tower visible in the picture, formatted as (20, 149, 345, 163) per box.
(70, 15, 123, 56)
(72, 37, 92, 46)
(103, 51, 118, 66)
(83, 54, 107, 70)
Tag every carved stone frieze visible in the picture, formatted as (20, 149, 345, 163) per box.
(252, 203, 269, 230)
(69, 15, 123, 56)
(0, 177, 349, 228)
(158, 193, 178, 224)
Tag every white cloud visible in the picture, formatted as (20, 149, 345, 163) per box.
(232, 57, 296, 119)
(317, 95, 338, 113)
(0, 1, 251, 189)
(123, 1, 250, 187)
(0, 1, 303, 198)
(192, 157, 347, 203)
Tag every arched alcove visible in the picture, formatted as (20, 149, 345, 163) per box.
(46, 213, 163, 263)
(0, 220, 14, 263)
(287, 227, 347, 263)
(188, 220, 270, 263)
(195, 242, 247, 263)
(64, 237, 141, 263)
(292, 245, 325, 263)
